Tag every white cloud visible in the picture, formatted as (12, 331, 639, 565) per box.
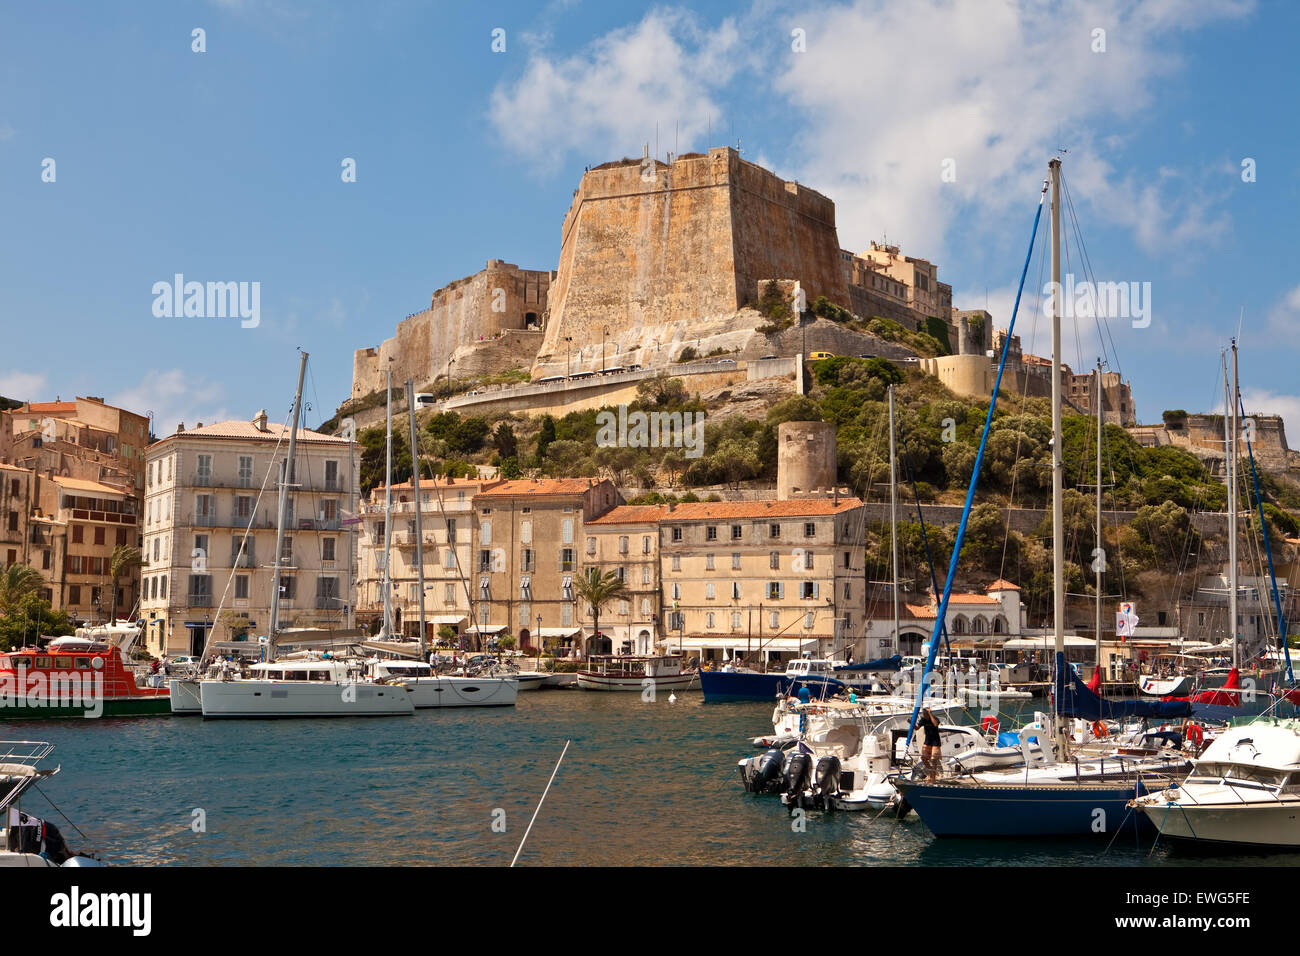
(489, 9, 742, 172)
(110, 370, 231, 439)
(773, 0, 1252, 258)
(0, 370, 49, 400)
(1238, 388, 1300, 440)
(1264, 282, 1300, 345)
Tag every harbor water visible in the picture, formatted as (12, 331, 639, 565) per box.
(15, 692, 1300, 867)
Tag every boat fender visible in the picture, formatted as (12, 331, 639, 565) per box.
(1182, 721, 1204, 750)
(1091, 721, 1108, 739)
(980, 715, 999, 736)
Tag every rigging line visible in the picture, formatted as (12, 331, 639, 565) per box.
(510, 738, 571, 867)
(30, 782, 91, 844)
(898, 437, 950, 655)
(907, 178, 1046, 750)
(1061, 172, 1122, 376)
(198, 403, 295, 665)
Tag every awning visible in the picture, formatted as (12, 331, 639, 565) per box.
(466, 624, 507, 635)
(675, 636, 821, 652)
(536, 627, 580, 638)
(429, 615, 467, 625)
(1002, 636, 1097, 650)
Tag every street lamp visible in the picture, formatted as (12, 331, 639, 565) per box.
(537, 613, 543, 662)
(602, 326, 610, 374)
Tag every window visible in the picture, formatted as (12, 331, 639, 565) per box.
(767, 582, 785, 600)
(706, 526, 718, 541)
(409, 584, 421, 602)
(6, 512, 16, 532)
(706, 612, 715, 629)
(235, 575, 249, 599)
(196, 454, 212, 484)
(705, 554, 714, 571)
(732, 612, 742, 629)
(642, 536, 651, 554)
(800, 582, 819, 600)
(520, 520, 531, 544)
(561, 576, 573, 601)
(618, 600, 629, 616)
(560, 548, 574, 572)
(160, 575, 166, 598)
(235, 496, 252, 519)
(521, 548, 534, 571)
(731, 553, 741, 570)
(731, 582, 741, 600)
(641, 566, 650, 585)
(446, 519, 457, 543)
(561, 519, 573, 545)
(843, 583, 851, 600)
(671, 527, 682, 542)
(731, 525, 743, 540)
(194, 534, 208, 562)
(238, 456, 253, 488)
(443, 549, 456, 569)
(321, 499, 337, 522)
(615, 566, 626, 583)
(281, 536, 294, 564)
(804, 612, 815, 629)
(562, 603, 573, 626)
(152, 538, 160, 562)
(769, 523, 780, 538)
(586, 536, 596, 555)
(844, 551, 852, 568)
(705, 582, 716, 600)
(278, 576, 296, 600)
(804, 522, 816, 538)
(671, 555, 681, 571)
(770, 552, 780, 570)
(444, 584, 455, 604)
(69, 585, 81, 605)
(322, 537, 336, 562)
(72, 524, 84, 544)
(619, 536, 629, 554)
(479, 576, 491, 600)
(324, 460, 339, 490)
(804, 551, 814, 570)
(521, 576, 532, 600)
(669, 611, 684, 630)
(480, 520, 491, 545)
(93, 526, 105, 546)
(671, 583, 681, 601)
(479, 549, 492, 572)
(769, 611, 780, 630)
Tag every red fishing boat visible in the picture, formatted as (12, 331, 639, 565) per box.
(0, 624, 171, 719)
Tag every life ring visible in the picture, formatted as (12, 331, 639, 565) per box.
(1183, 722, 1204, 748)
(1091, 720, 1108, 738)
(980, 715, 1000, 735)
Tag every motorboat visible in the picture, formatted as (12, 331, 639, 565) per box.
(198, 657, 415, 718)
(1129, 717, 1300, 849)
(576, 654, 698, 692)
(1, 740, 104, 867)
(1, 626, 171, 719)
(365, 656, 517, 708)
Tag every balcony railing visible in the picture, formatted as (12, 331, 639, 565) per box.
(316, 596, 341, 609)
(188, 594, 212, 607)
(193, 513, 217, 527)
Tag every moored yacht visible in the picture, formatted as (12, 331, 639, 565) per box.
(577, 654, 698, 691)
(365, 656, 517, 708)
(199, 657, 414, 718)
(1130, 718, 1300, 849)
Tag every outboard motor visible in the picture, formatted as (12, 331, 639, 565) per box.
(751, 748, 786, 794)
(782, 751, 812, 798)
(814, 755, 842, 799)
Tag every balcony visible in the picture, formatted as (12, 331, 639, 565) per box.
(232, 553, 256, 569)
(187, 594, 212, 608)
(192, 473, 214, 487)
(315, 596, 342, 610)
(192, 513, 218, 527)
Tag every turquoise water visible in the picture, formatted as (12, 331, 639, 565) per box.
(11, 692, 1300, 866)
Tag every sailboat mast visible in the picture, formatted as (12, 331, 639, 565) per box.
(269, 350, 309, 662)
(382, 366, 394, 638)
(1095, 359, 1103, 677)
(888, 384, 900, 650)
(405, 379, 428, 659)
(346, 420, 356, 630)
(1049, 158, 1068, 758)
(1229, 340, 1240, 670)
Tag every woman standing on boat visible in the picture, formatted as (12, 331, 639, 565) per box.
(916, 708, 942, 782)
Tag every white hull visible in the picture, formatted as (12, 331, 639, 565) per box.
(514, 672, 547, 691)
(1138, 674, 1194, 697)
(576, 671, 698, 692)
(199, 679, 414, 717)
(1145, 800, 1300, 847)
(402, 676, 518, 708)
(168, 678, 203, 714)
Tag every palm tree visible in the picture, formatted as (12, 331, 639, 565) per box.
(107, 545, 141, 624)
(0, 563, 45, 614)
(573, 567, 628, 657)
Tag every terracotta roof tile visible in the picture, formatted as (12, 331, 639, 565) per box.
(475, 479, 606, 497)
(586, 505, 668, 525)
(51, 475, 128, 496)
(658, 499, 863, 520)
(151, 420, 347, 446)
(986, 578, 1020, 591)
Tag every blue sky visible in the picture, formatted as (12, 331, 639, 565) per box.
(1, 0, 1297, 437)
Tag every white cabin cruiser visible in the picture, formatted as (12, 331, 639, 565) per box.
(1130, 718, 1300, 849)
(1, 740, 104, 867)
(199, 657, 415, 718)
(365, 657, 517, 708)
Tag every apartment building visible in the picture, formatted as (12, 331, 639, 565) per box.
(140, 410, 357, 656)
(0, 463, 33, 570)
(583, 505, 664, 655)
(470, 478, 621, 652)
(1, 397, 148, 494)
(856, 241, 953, 318)
(863, 580, 1025, 659)
(36, 475, 139, 622)
(355, 476, 499, 638)
(657, 498, 867, 664)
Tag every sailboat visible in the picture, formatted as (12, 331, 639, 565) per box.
(197, 353, 414, 718)
(893, 159, 1196, 837)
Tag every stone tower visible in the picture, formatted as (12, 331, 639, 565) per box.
(777, 421, 838, 499)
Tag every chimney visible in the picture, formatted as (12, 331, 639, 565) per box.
(253, 409, 269, 432)
(176, 422, 185, 433)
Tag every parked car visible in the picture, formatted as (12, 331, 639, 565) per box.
(759, 354, 778, 360)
